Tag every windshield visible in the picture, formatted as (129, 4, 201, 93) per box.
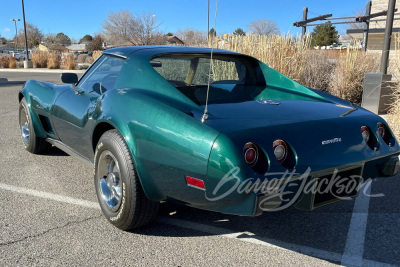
(151, 54, 266, 105)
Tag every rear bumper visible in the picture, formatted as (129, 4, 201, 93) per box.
(255, 154, 400, 213)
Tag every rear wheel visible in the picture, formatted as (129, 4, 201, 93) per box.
(94, 130, 159, 230)
(18, 97, 51, 154)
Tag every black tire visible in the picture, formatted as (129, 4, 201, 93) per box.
(94, 129, 159, 230)
(18, 97, 51, 154)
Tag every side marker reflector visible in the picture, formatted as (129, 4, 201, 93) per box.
(186, 176, 205, 190)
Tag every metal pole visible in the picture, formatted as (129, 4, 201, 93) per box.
(362, 1, 372, 52)
(302, 7, 308, 37)
(14, 21, 18, 52)
(207, 0, 210, 40)
(380, 0, 396, 74)
(21, 0, 30, 65)
(10, 19, 20, 52)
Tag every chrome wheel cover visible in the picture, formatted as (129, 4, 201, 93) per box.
(19, 104, 30, 145)
(97, 150, 122, 212)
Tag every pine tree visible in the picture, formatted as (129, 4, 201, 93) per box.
(311, 21, 339, 47)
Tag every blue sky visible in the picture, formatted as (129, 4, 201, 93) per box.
(1, 0, 368, 41)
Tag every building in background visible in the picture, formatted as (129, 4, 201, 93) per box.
(347, 0, 400, 76)
(347, 0, 400, 50)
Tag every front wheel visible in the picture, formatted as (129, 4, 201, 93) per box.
(18, 97, 51, 154)
(94, 130, 159, 230)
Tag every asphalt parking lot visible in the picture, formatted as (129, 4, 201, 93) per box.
(0, 70, 399, 266)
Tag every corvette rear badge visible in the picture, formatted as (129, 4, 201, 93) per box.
(322, 138, 342, 145)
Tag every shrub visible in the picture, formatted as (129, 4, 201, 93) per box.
(9, 56, 16, 68)
(0, 56, 10, 68)
(329, 51, 379, 105)
(85, 56, 94, 64)
(16, 61, 24, 68)
(63, 53, 76, 70)
(77, 54, 88, 63)
(32, 51, 48, 68)
(300, 52, 335, 93)
(47, 52, 61, 69)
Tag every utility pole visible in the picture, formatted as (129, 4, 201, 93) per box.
(302, 7, 308, 37)
(380, 0, 396, 74)
(362, 1, 372, 52)
(10, 19, 20, 52)
(21, 0, 32, 68)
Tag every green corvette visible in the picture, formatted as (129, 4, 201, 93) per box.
(18, 46, 400, 230)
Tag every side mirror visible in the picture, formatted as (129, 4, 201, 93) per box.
(61, 73, 78, 84)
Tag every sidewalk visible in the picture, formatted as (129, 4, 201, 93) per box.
(0, 68, 85, 74)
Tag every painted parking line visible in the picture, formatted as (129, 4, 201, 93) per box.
(0, 182, 396, 267)
(341, 184, 371, 267)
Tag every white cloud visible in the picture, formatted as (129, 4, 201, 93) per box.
(3, 28, 10, 33)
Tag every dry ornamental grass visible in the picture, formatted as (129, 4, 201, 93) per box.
(329, 50, 379, 105)
(387, 33, 400, 140)
(9, 56, 16, 69)
(63, 53, 76, 70)
(47, 52, 61, 69)
(92, 50, 102, 61)
(212, 34, 310, 82)
(32, 51, 48, 68)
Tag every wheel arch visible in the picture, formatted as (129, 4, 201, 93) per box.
(18, 91, 25, 103)
(91, 119, 160, 201)
(92, 121, 116, 153)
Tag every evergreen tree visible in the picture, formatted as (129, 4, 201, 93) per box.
(311, 21, 339, 47)
(233, 28, 246, 36)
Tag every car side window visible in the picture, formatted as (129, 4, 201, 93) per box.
(77, 55, 125, 94)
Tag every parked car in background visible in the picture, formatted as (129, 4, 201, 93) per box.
(0, 50, 10, 56)
(18, 46, 400, 231)
(14, 52, 32, 61)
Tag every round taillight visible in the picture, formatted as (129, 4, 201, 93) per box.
(244, 147, 257, 165)
(361, 126, 370, 143)
(377, 123, 385, 138)
(273, 139, 287, 163)
(243, 143, 258, 166)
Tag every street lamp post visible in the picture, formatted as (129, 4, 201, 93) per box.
(10, 19, 20, 52)
(21, 0, 32, 68)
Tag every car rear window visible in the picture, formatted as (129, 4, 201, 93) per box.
(151, 54, 266, 105)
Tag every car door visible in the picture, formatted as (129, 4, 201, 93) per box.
(51, 54, 125, 159)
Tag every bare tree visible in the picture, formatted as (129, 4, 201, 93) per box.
(43, 33, 57, 46)
(136, 12, 164, 45)
(175, 28, 207, 46)
(86, 34, 105, 51)
(348, 9, 367, 30)
(102, 10, 163, 46)
(16, 22, 43, 48)
(247, 19, 279, 35)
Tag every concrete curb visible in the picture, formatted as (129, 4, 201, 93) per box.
(0, 68, 85, 74)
